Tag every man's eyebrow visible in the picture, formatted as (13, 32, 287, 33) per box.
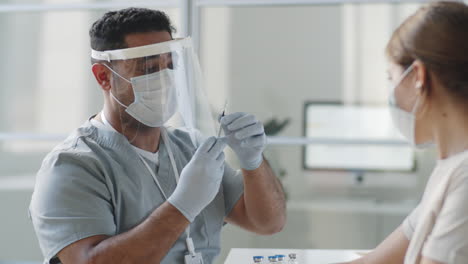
(143, 56, 163, 66)
(146, 54, 161, 60)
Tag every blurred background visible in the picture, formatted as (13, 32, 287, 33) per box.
(0, 0, 448, 263)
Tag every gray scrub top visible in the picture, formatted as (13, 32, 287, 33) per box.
(29, 119, 244, 264)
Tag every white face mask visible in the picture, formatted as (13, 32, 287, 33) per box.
(388, 65, 433, 149)
(107, 66, 178, 127)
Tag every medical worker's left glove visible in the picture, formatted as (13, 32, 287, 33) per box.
(221, 112, 266, 171)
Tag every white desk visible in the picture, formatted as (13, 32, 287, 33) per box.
(224, 248, 366, 264)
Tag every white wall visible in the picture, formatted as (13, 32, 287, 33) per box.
(0, 187, 42, 262)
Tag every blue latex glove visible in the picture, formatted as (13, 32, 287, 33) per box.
(168, 137, 227, 222)
(221, 112, 266, 170)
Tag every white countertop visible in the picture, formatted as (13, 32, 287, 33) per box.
(224, 248, 367, 264)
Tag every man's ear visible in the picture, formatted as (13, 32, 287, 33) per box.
(413, 60, 428, 95)
(92, 63, 112, 91)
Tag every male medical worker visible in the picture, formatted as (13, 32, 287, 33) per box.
(29, 7, 286, 264)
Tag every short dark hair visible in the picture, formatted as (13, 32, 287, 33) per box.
(89, 7, 176, 52)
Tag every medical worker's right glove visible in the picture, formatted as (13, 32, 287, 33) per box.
(168, 137, 227, 222)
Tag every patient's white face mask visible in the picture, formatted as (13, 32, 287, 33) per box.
(388, 65, 433, 149)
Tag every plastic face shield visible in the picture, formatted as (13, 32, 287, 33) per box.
(91, 37, 217, 146)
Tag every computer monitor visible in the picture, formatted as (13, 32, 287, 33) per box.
(303, 102, 415, 172)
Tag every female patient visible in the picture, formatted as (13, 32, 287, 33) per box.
(349, 1, 468, 264)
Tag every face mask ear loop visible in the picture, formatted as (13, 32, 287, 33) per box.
(397, 64, 415, 89)
(390, 64, 415, 108)
(110, 92, 128, 109)
(101, 63, 138, 142)
(102, 62, 132, 118)
(102, 63, 132, 84)
(113, 91, 140, 144)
